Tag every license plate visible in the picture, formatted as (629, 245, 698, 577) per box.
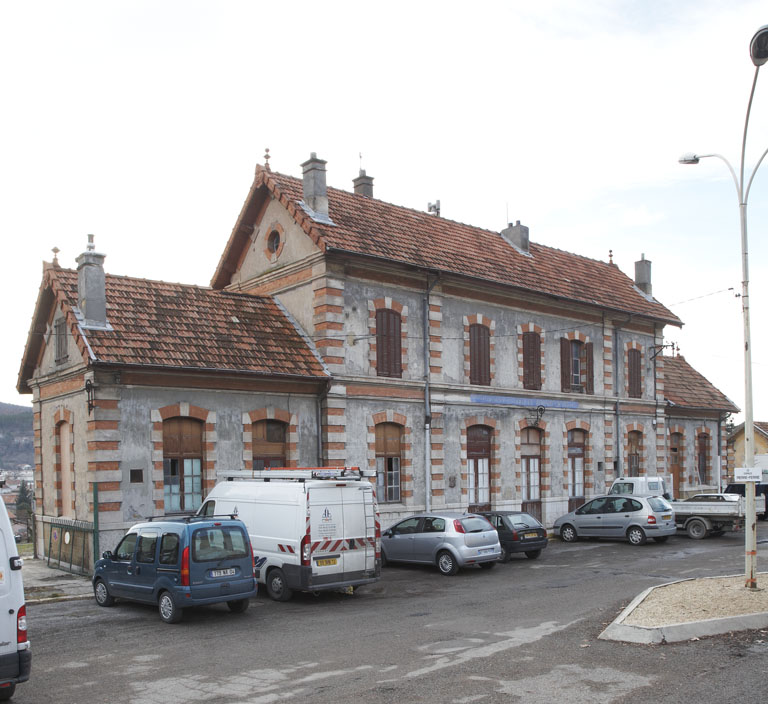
(211, 568, 236, 578)
(316, 558, 338, 566)
(478, 548, 495, 555)
(662, 514, 671, 520)
(524, 532, 539, 539)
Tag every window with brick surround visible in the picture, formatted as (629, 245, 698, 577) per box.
(560, 339, 594, 394)
(467, 425, 491, 511)
(628, 349, 642, 398)
(567, 430, 585, 498)
(163, 417, 203, 512)
(522, 332, 541, 390)
(375, 423, 401, 502)
(521, 427, 542, 521)
(628, 431, 642, 477)
(252, 420, 287, 470)
(469, 324, 490, 386)
(697, 433, 709, 485)
(376, 309, 402, 378)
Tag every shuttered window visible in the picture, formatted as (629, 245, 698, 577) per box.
(628, 349, 642, 398)
(54, 317, 68, 364)
(163, 417, 203, 512)
(469, 324, 490, 386)
(467, 425, 491, 510)
(561, 338, 594, 394)
(375, 423, 402, 502)
(522, 332, 541, 390)
(376, 309, 402, 378)
(252, 420, 287, 470)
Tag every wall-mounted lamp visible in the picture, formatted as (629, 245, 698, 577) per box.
(85, 379, 96, 415)
(527, 405, 546, 428)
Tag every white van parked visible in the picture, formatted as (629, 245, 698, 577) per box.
(609, 476, 672, 500)
(0, 500, 30, 700)
(199, 468, 381, 601)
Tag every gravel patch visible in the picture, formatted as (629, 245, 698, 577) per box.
(624, 573, 768, 627)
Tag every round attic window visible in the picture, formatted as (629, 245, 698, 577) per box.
(267, 230, 281, 254)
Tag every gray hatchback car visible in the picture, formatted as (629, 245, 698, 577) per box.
(553, 495, 676, 546)
(381, 512, 502, 575)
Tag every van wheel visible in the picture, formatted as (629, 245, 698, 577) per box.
(627, 526, 647, 546)
(686, 519, 707, 540)
(94, 579, 115, 607)
(436, 551, 458, 576)
(227, 598, 250, 613)
(0, 683, 15, 701)
(266, 568, 293, 601)
(158, 591, 183, 623)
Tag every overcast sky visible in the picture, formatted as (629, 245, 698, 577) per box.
(2, 1, 767, 423)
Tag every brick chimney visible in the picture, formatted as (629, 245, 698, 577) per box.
(76, 234, 108, 328)
(353, 169, 374, 198)
(635, 254, 652, 296)
(301, 153, 328, 217)
(501, 221, 529, 253)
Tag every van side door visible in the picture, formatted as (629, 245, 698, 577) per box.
(106, 532, 138, 597)
(125, 529, 160, 603)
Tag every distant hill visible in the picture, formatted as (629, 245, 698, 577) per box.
(0, 403, 34, 469)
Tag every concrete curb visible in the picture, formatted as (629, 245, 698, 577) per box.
(599, 575, 768, 644)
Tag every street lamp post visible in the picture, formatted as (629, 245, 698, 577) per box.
(679, 24, 768, 590)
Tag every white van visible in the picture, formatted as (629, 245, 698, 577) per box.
(609, 476, 672, 500)
(199, 468, 381, 601)
(0, 500, 30, 700)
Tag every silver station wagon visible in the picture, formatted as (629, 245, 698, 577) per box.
(381, 512, 502, 575)
(553, 495, 676, 546)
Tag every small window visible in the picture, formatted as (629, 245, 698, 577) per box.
(115, 533, 138, 561)
(136, 531, 159, 563)
(158, 533, 180, 565)
(267, 230, 281, 254)
(130, 469, 144, 483)
(54, 317, 68, 364)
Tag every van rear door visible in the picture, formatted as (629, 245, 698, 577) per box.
(0, 521, 17, 664)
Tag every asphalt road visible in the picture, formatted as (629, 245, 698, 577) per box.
(19, 526, 768, 704)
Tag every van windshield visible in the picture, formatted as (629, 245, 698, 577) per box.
(192, 526, 249, 562)
(610, 484, 633, 495)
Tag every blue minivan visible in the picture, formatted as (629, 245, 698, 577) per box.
(93, 515, 257, 623)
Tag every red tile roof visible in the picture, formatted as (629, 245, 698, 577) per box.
(213, 167, 681, 325)
(662, 356, 738, 412)
(17, 266, 327, 392)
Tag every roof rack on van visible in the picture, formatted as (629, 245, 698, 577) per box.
(145, 514, 238, 522)
(222, 466, 375, 482)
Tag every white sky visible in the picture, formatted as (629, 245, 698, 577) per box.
(2, 0, 767, 423)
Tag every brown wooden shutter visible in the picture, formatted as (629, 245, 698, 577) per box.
(376, 309, 402, 377)
(523, 332, 541, 390)
(560, 338, 571, 392)
(585, 342, 594, 395)
(628, 349, 641, 397)
(470, 324, 490, 385)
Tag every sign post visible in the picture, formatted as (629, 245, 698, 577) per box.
(735, 467, 760, 589)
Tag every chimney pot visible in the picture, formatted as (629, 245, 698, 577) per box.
(301, 153, 328, 216)
(635, 255, 652, 296)
(76, 235, 108, 327)
(353, 169, 374, 198)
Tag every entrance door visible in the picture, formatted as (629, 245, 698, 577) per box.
(467, 425, 491, 513)
(670, 432, 683, 498)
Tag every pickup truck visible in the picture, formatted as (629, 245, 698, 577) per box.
(670, 493, 766, 539)
(724, 482, 768, 520)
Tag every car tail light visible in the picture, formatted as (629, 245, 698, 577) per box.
(17, 605, 27, 644)
(511, 530, 518, 540)
(300, 534, 311, 566)
(453, 519, 466, 534)
(181, 546, 190, 586)
(647, 515, 657, 524)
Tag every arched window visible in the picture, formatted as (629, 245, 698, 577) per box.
(467, 425, 491, 512)
(521, 427, 542, 521)
(376, 309, 402, 378)
(57, 421, 74, 518)
(163, 417, 203, 512)
(628, 431, 642, 477)
(567, 429, 585, 512)
(697, 433, 709, 485)
(670, 432, 684, 497)
(376, 423, 402, 502)
(252, 420, 287, 470)
(469, 325, 490, 386)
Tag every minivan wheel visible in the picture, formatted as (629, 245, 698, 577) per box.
(94, 579, 115, 607)
(560, 524, 577, 543)
(227, 598, 250, 613)
(627, 526, 647, 546)
(158, 591, 183, 624)
(0, 683, 16, 701)
(436, 551, 458, 576)
(266, 568, 293, 601)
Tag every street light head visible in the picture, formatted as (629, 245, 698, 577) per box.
(678, 152, 700, 165)
(750, 24, 768, 66)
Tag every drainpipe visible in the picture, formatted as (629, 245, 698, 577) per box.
(423, 273, 439, 512)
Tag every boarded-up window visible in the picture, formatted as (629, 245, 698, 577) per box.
(469, 324, 490, 386)
(523, 332, 541, 390)
(376, 309, 402, 378)
(54, 317, 68, 364)
(163, 417, 203, 512)
(628, 349, 642, 398)
(252, 420, 287, 470)
(467, 425, 491, 510)
(375, 423, 401, 502)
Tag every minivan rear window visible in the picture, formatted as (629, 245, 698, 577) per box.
(648, 497, 672, 512)
(461, 516, 494, 533)
(192, 526, 249, 562)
